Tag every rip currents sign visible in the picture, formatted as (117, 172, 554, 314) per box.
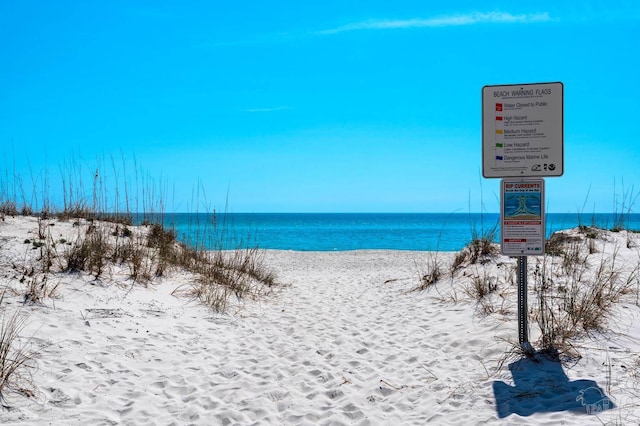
(500, 179, 545, 256)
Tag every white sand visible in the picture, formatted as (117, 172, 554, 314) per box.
(0, 215, 639, 425)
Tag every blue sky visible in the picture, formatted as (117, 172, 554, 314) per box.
(1, 1, 639, 213)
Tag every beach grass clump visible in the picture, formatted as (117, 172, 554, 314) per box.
(448, 229, 499, 280)
(578, 225, 600, 240)
(1, 150, 279, 312)
(545, 232, 582, 257)
(463, 266, 506, 315)
(412, 254, 442, 292)
(461, 226, 500, 267)
(611, 181, 638, 232)
(0, 308, 38, 408)
(53, 213, 278, 310)
(63, 222, 112, 279)
(165, 209, 277, 311)
(145, 223, 179, 277)
(560, 241, 588, 277)
(469, 236, 499, 264)
(0, 153, 281, 409)
(179, 244, 277, 311)
(188, 280, 232, 313)
(445, 226, 640, 356)
(0, 201, 19, 219)
(56, 215, 277, 301)
(22, 273, 60, 305)
(415, 228, 503, 309)
(146, 223, 176, 251)
(449, 250, 468, 277)
(466, 268, 498, 300)
(534, 233, 638, 354)
(34, 212, 278, 311)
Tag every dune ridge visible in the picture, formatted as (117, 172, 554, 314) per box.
(0, 215, 639, 425)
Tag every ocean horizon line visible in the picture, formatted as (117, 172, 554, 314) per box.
(142, 212, 640, 252)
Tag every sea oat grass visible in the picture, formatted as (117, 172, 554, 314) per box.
(465, 266, 498, 300)
(0, 309, 37, 408)
(1, 154, 277, 310)
(534, 235, 638, 355)
(0, 201, 18, 218)
(412, 253, 442, 292)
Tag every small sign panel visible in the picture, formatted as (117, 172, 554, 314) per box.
(482, 82, 563, 178)
(501, 179, 545, 256)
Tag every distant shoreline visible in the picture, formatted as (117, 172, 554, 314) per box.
(159, 212, 640, 252)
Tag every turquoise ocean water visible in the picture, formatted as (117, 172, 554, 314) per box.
(155, 213, 640, 252)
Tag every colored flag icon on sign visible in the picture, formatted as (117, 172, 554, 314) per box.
(496, 143, 503, 147)
(495, 103, 503, 111)
(496, 129, 504, 134)
(496, 156, 503, 160)
(496, 116, 503, 121)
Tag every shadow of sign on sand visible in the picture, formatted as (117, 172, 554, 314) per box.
(493, 350, 615, 418)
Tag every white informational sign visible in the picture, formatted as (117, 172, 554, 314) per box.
(482, 82, 563, 178)
(501, 179, 545, 256)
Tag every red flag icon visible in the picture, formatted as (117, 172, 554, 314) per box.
(495, 103, 503, 112)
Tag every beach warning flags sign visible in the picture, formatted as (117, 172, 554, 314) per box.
(481, 82, 564, 178)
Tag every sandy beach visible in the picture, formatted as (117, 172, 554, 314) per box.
(4, 1, 640, 424)
(1, 215, 639, 425)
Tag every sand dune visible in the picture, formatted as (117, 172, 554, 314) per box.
(0, 216, 639, 425)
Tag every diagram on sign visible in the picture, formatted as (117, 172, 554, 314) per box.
(504, 193, 541, 220)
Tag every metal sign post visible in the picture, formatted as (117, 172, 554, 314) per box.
(517, 256, 528, 345)
(481, 81, 563, 352)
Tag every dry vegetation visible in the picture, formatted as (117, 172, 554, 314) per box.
(533, 228, 640, 355)
(414, 225, 640, 359)
(0, 212, 277, 406)
(0, 155, 278, 406)
(0, 295, 38, 409)
(5, 214, 278, 311)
